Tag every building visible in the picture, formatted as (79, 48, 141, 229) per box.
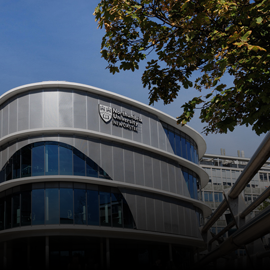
(200, 153, 270, 243)
(0, 81, 210, 269)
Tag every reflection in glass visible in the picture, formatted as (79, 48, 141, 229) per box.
(60, 189, 73, 224)
(74, 189, 86, 224)
(45, 189, 59, 224)
(86, 158, 98, 178)
(123, 198, 134, 228)
(188, 174, 194, 199)
(5, 161, 12, 181)
(21, 145, 31, 177)
(181, 137, 187, 159)
(100, 192, 111, 226)
(21, 191, 31, 226)
(59, 144, 72, 175)
(32, 189, 44, 225)
(111, 192, 122, 227)
(12, 193, 20, 227)
(74, 149, 85, 176)
(87, 190, 99, 226)
(12, 151, 20, 179)
(175, 134, 181, 156)
(169, 130, 175, 152)
(191, 145, 194, 163)
(32, 142, 44, 176)
(193, 177, 198, 200)
(45, 143, 58, 175)
(187, 141, 191, 161)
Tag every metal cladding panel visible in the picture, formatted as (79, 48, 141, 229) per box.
(44, 90, 58, 128)
(2, 104, 8, 137)
(168, 163, 176, 193)
(59, 136, 73, 147)
(150, 116, 158, 148)
(154, 199, 164, 232)
(185, 207, 192, 236)
(134, 151, 144, 186)
(178, 205, 186, 235)
(88, 139, 100, 168)
(123, 148, 135, 184)
(175, 166, 183, 196)
(120, 191, 137, 223)
(152, 158, 161, 190)
(144, 154, 153, 188)
(9, 143, 17, 160)
(171, 203, 179, 234)
(30, 91, 43, 129)
(101, 143, 113, 179)
(190, 208, 200, 238)
(74, 91, 86, 130)
(18, 94, 29, 132)
(9, 99, 17, 134)
(146, 197, 155, 231)
(163, 201, 172, 233)
(28, 136, 44, 145)
(59, 90, 73, 128)
(110, 101, 122, 137)
(135, 195, 147, 230)
(157, 121, 166, 151)
(87, 94, 99, 131)
(121, 104, 133, 141)
(74, 137, 87, 156)
(141, 111, 150, 146)
(99, 98, 111, 135)
(112, 144, 124, 182)
(161, 160, 169, 192)
(132, 107, 142, 143)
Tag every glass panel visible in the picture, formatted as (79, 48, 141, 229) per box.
(181, 137, 187, 159)
(193, 177, 198, 200)
(188, 174, 194, 198)
(21, 145, 31, 177)
(45, 142, 58, 175)
(59, 143, 72, 175)
(204, 192, 209, 202)
(0, 197, 4, 230)
(45, 188, 59, 224)
(12, 193, 20, 227)
(5, 161, 12, 181)
(32, 142, 45, 176)
(73, 148, 85, 176)
(191, 144, 195, 163)
(86, 157, 98, 178)
(123, 198, 134, 228)
(0, 170, 5, 183)
(209, 192, 213, 202)
(111, 192, 122, 227)
(60, 188, 73, 224)
(99, 167, 110, 179)
(12, 151, 20, 179)
(183, 171, 189, 193)
(21, 191, 31, 226)
(87, 189, 99, 226)
(5, 195, 12, 229)
(74, 189, 86, 224)
(32, 189, 44, 225)
(100, 192, 111, 226)
(187, 141, 191, 161)
(169, 130, 175, 153)
(175, 134, 181, 156)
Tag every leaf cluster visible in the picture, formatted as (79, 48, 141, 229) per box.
(95, 0, 270, 135)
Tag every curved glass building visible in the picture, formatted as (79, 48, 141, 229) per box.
(0, 82, 210, 270)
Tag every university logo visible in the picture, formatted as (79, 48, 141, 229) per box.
(99, 104, 112, 123)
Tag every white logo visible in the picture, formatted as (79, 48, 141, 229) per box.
(99, 104, 112, 123)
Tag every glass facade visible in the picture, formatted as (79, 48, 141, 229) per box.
(0, 182, 135, 231)
(0, 142, 111, 183)
(162, 123, 199, 164)
(181, 166, 201, 200)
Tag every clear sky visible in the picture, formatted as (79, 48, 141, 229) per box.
(0, 1, 266, 158)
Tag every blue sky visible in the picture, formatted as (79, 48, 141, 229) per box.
(0, 1, 265, 158)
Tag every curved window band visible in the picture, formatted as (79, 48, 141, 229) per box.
(0, 142, 111, 183)
(0, 182, 135, 231)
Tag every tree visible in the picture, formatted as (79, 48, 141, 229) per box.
(94, 0, 270, 135)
